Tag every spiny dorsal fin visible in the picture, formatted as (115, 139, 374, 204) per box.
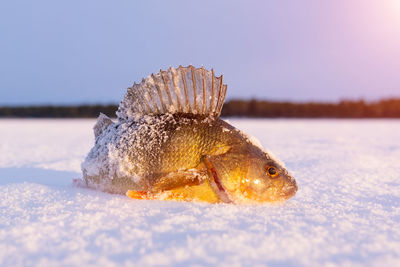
(117, 65, 227, 120)
(94, 113, 113, 138)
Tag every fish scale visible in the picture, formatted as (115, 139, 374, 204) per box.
(159, 117, 226, 173)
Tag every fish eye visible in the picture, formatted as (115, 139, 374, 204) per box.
(266, 166, 278, 178)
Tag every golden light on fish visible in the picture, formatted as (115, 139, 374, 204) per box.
(81, 66, 297, 204)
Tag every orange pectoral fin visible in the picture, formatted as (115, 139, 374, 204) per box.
(126, 190, 154, 200)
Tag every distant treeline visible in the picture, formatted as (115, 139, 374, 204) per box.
(0, 105, 117, 118)
(1, 99, 400, 118)
(221, 98, 400, 118)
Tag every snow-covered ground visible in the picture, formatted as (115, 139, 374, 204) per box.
(1, 118, 400, 266)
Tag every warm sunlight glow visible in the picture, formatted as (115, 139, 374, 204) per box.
(391, 0, 400, 11)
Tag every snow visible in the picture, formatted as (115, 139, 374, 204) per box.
(1, 118, 400, 266)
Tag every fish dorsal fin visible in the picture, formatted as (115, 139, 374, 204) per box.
(117, 65, 227, 120)
(94, 113, 113, 138)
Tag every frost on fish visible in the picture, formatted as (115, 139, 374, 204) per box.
(81, 65, 297, 203)
(93, 113, 113, 138)
(82, 114, 178, 193)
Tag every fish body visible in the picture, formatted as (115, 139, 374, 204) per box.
(81, 66, 297, 204)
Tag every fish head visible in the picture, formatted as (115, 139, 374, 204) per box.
(206, 143, 297, 204)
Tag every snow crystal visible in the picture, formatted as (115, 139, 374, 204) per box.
(1, 118, 400, 266)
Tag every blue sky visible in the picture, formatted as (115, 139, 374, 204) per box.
(1, 0, 399, 105)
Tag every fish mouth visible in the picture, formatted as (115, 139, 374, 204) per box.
(203, 157, 233, 203)
(282, 178, 298, 200)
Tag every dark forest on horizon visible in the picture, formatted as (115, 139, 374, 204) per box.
(1, 98, 400, 118)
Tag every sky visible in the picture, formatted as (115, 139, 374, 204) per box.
(0, 0, 400, 105)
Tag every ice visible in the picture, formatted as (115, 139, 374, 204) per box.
(1, 118, 400, 266)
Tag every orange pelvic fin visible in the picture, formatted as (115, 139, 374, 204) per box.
(126, 190, 154, 200)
